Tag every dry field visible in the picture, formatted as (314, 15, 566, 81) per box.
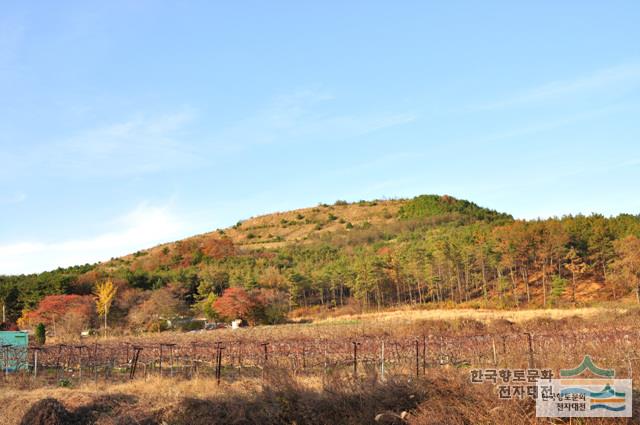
(3, 306, 640, 425)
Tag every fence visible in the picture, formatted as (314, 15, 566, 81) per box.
(2, 328, 638, 388)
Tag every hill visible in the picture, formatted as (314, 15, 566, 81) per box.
(1, 194, 640, 332)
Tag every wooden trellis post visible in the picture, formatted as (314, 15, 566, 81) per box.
(491, 337, 498, 366)
(352, 341, 361, 378)
(380, 340, 385, 380)
(524, 333, 535, 369)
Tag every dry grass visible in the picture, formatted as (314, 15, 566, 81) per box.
(3, 370, 638, 425)
(222, 199, 404, 248)
(307, 306, 628, 325)
(7, 307, 640, 424)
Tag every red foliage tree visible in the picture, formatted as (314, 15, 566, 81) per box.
(20, 295, 95, 328)
(213, 287, 260, 324)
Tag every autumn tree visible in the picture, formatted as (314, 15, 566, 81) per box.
(610, 235, 640, 302)
(536, 220, 569, 307)
(213, 287, 260, 324)
(564, 248, 587, 304)
(94, 279, 117, 338)
(19, 295, 95, 338)
(128, 286, 188, 331)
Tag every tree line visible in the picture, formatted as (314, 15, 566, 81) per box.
(2, 196, 640, 335)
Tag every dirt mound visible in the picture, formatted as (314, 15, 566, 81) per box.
(19, 398, 74, 425)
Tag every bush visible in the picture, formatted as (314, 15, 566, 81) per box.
(35, 323, 46, 345)
(176, 319, 206, 331)
(550, 275, 568, 306)
(191, 249, 205, 265)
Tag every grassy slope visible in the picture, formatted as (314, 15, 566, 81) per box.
(91, 195, 633, 308)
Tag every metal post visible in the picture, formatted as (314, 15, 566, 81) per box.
(2, 345, 9, 379)
(130, 347, 142, 380)
(170, 346, 174, 377)
(33, 348, 39, 378)
(77, 346, 84, 381)
(215, 343, 224, 385)
(422, 336, 427, 374)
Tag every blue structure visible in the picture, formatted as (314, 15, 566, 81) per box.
(0, 331, 29, 371)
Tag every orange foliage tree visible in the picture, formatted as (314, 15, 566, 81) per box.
(212, 287, 288, 325)
(213, 287, 260, 324)
(19, 295, 95, 335)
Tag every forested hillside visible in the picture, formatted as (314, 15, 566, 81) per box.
(2, 195, 640, 335)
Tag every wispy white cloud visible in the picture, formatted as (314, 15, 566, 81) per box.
(475, 63, 640, 111)
(0, 108, 200, 180)
(51, 108, 199, 176)
(216, 90, 416, 149)
(0, 203, 188, 275)
(0, 192, 26, 205)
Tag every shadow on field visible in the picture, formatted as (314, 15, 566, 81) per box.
(16, 373, 640, 425)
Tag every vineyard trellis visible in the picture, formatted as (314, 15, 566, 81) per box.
(2, 329, 639, 388)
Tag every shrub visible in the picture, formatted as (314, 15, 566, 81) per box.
(334, 200, 348, 206)
(35, 323, 46, 345)
(328, 213, 338, 221)
(550, 275, 568, 305)
(191, 249, 205, 265)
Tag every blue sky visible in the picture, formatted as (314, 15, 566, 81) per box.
(1, 1, 639, 274)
